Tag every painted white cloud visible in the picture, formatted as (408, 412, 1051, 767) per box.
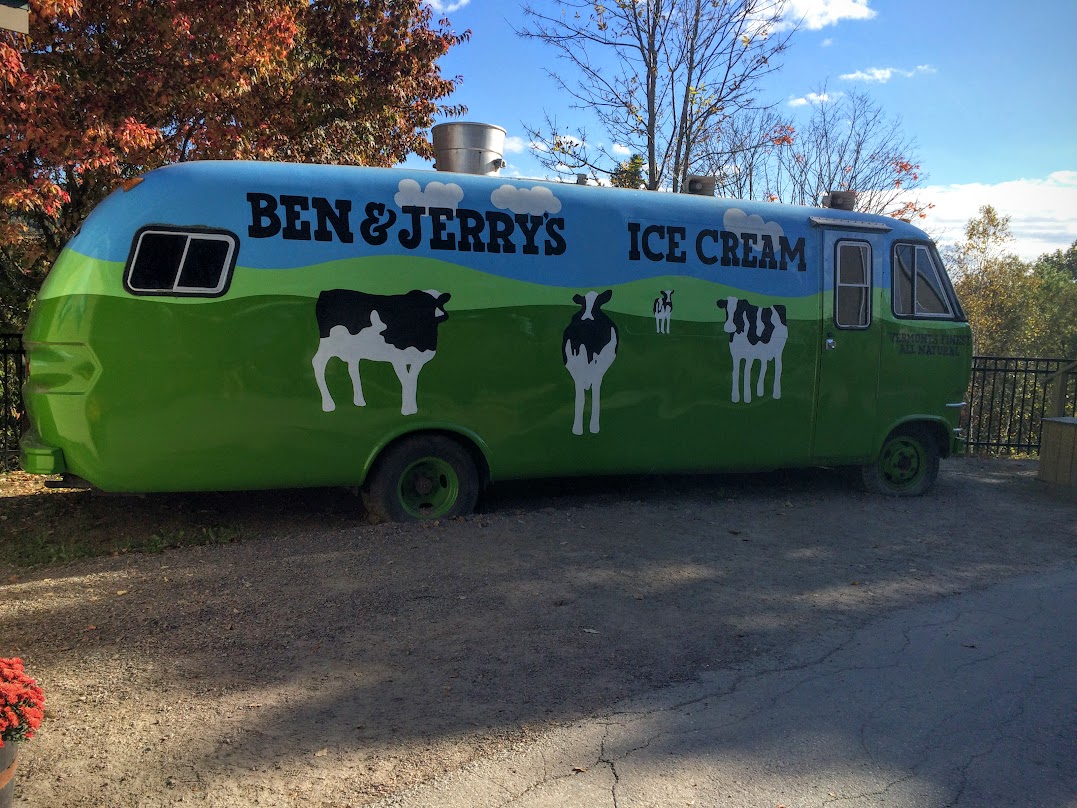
(424, 0, 470, 13)
(783, 0, 876, 30)
(491, 185, 563, 216)
(905, 171, 1077, 261)
(394, 179, 465, 212)
(724, 208, 786, 240)
(789, 91, 840, 107)
(502, 136, 526, 154)
(841, 64, 936, 83)
(612, 143, 633, 156)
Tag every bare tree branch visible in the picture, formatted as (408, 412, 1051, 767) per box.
(700, 87, 930, 218)
(518, 0, 793, 189)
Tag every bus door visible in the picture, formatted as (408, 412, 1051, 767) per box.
(811, 220, 890, 463)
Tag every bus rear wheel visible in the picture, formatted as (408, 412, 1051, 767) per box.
(860, 426, 940, 496)
(362, 435, 480, 522)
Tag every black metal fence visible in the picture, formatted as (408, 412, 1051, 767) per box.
(1, 336, 1075, 458)
(965, 356, 1077, 454)
(1, 334, 25, 462)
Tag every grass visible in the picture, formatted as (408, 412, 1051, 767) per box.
(0, 470, 249, 569)
(0, 470, 365, 571)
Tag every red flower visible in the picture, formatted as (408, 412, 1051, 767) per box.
(0, 658, 45, 746)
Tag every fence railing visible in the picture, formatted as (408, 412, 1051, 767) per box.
(1, 334, 25, 461)
(1, 336, 1075, 458)
(964, 356, 1077, 454)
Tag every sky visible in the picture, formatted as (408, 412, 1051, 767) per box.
(413, 0, 1077, 262)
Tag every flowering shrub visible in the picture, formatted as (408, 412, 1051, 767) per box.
(0, 658, 45, 746)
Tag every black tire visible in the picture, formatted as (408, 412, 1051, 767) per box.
(361, 435, 480, 522)
(860, 425, 940, 496)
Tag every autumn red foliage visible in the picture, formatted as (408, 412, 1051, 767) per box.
(0, 658, 45, 746)
(769, 124, 795, 147)
(0, 0, 469, 328)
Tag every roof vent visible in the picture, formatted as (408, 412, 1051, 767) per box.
(683, 175, 717, 196)
(431, 122, 508, 176)
(822, 190, 857, 211)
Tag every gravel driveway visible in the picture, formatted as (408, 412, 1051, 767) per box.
(2, 457, 1074, 806)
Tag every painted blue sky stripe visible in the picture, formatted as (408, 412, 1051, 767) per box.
(72, 161, 927, 298)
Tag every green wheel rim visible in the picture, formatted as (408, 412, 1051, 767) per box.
(396, 456, 460, 518)
(879, 435, 926, 490)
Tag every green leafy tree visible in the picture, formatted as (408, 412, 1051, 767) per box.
(949, 210, 1076, 358)
(950, 213, 1076, 359)
(1033, 241, 1077, 283)
(610, 154, 646, 189)
(1032, 241, 1077, 357)
(949, 206, 1048, 356)
(950, 211, 1076, 452)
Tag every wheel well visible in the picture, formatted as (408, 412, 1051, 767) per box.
(889, 419, 951, 458)
(368, 429, 490, 488)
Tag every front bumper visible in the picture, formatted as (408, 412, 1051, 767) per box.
(19, 429, 67, 475)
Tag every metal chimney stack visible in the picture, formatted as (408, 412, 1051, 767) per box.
(431, 123, 508, 176)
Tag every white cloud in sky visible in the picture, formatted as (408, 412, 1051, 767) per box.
(424, 0, 470, 13)
(786, 0, 876, 30)
(789, 91, 840, 107)
(911, 171, 1077, 261)
(821, 38, 834, 47)
(502, 136, 526, 154)
(841, 64, 936, 83)
(612, 143, 633, 156)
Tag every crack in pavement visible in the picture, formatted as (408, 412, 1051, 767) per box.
(819, 772, 918, 807)
(368, 568, 1076, 808)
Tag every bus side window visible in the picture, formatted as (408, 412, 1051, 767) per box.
(912, 246, 952, 315)
(893, 242, 954, 319)
(128, 232, 187, 292)
(125, 227, 238, 297)
(835, 240, 872, 329)
(894, 244, 915, 315)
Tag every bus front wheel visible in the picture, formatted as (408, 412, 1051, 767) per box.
(860, 426, 940, 496)
(362, 435, 480, 522)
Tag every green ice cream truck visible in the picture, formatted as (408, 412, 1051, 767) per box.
(20, 124, 971, 520)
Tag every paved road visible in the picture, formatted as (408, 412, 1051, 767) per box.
(378, 568, 1077, 808)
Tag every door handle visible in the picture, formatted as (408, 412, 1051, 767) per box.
(826, 336, 837, 350)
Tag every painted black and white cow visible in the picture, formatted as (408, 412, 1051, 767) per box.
(563, 290, 619, 435)
(312, 289, 450, 416)
(716, 295, 788, 404)
(653, 290, 674, 334)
